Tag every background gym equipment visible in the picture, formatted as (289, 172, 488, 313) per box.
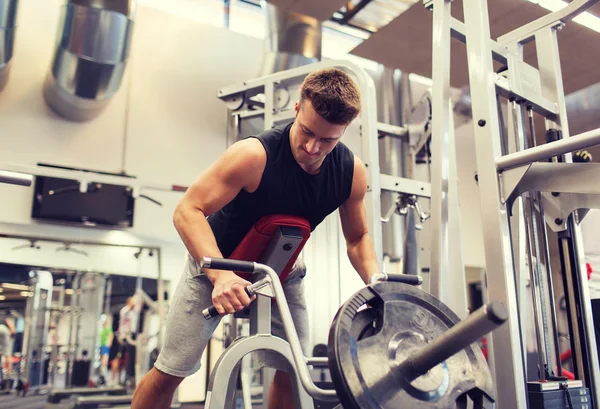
(45, 385, 126, 406)
(202, 256, 507, 409)
(0, 227, 173, 408)
(21, 271, 53, 394)
(426, 0, 600, 408)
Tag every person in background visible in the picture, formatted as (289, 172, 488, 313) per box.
(112, 295, 141, 386)
(0, 310, 16, 378)
(98, 314, 114, 383)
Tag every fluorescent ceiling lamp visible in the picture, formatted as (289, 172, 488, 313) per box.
(0, 295, 5, 300)
(529, 0, 600, 33)
(1, 283, 31, 291)
(20, 291, 33, 297)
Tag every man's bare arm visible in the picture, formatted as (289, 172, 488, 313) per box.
(173, 138, 266, 284)
(339, 156, 380, 284)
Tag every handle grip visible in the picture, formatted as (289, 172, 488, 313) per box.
(385, 274, 423, 286)
(202, 286, 254, 320)
(201, 256, 255, 273)
(369, 272, 423, 286)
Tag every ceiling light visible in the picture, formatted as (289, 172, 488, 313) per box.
(0, 295, 5, 300)
(1, 283, 31, 291)
(528, 0, 600, 33)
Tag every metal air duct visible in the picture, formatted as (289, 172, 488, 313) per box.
(0, 0, 18, 92)
(260, 2, 322, 75)
(43, 0, 135, 121)
(371, 65, 407, 263)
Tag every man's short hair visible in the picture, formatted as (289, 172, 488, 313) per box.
(299, 68, 361, 125)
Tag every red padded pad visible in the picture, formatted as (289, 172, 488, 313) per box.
(228, 215, 311, 283)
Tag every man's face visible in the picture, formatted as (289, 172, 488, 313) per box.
(289, 100, 347, 172)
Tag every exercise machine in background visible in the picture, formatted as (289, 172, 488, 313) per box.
(426, 0, 600, 408)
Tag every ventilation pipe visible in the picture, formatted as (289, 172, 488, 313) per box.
(0, 0, 18, 92)
(43, 0, 135, 121)
(230, 3, 322, 142)
(260, 1, 322, 75)
(371, 66, 408, 263)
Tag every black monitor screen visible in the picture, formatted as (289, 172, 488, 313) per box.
(31, 176, 134, 227)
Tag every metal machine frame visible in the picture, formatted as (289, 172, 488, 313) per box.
(21, 270, 53, 393)
(426, 1, 600, 408)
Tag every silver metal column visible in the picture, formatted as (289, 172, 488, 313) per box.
(428, 0, 467, 318)
(372, 65, 407, 263)
(462, 1, 528, 408)
(21, 271, 53, 391)
(446, 99, 468, 319)
(507, 98, 534, 380)
(428, 0, 452, 300)
(78, 272, 106, 381)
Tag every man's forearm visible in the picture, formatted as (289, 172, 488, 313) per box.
(173, 204, 228, 284)
(347, 234, 380, 284)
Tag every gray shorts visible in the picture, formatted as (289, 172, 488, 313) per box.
(154, 253, 310, 378)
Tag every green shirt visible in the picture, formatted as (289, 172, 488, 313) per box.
(99, 327, 113, 347)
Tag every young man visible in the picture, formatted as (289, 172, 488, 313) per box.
(97, 314, 113, 383)
(112, 295, 140, 385)
(131, 68, 380, 409)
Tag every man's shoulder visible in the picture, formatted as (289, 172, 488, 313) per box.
(334, 140, 352, 152)
(331, 140, 355, 165)
(252, 122, 291, 143)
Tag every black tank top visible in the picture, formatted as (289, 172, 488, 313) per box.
(207, 122, 355, 257)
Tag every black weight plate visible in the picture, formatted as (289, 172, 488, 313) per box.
(327, 282, 495, 409)
(350, 308, 380, 340)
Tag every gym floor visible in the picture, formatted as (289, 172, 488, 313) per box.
(0, 394, 210, 409)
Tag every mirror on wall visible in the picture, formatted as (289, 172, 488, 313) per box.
(0, 235, 168, 399)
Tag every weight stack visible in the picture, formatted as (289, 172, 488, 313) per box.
(528, 383, 590, 409)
